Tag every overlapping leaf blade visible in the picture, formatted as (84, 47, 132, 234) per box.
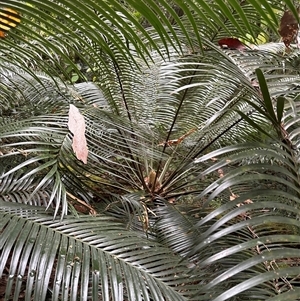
(0, 204, 199, 300)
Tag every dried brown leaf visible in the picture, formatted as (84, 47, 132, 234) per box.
(158, 128, 196, 147)
(68, 104, 88, 164)
(278, 9, 300, 48)
(218, 37, 247, 50)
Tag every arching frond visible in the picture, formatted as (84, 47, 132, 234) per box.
(0, 203, 200, 300)
(1, 0, 300, 300)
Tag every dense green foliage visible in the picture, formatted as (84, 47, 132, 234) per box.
(0, 0, 300, 300)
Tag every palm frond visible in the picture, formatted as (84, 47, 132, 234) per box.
(0, 204, 200, 300)
(1, 0, 300, 300)
(189, 131, 300, 299)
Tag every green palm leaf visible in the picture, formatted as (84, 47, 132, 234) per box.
(1, 0, 300, 300)
(0, 203, 199, 300)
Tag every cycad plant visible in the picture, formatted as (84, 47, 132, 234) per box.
(0, 0, 300, 300)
